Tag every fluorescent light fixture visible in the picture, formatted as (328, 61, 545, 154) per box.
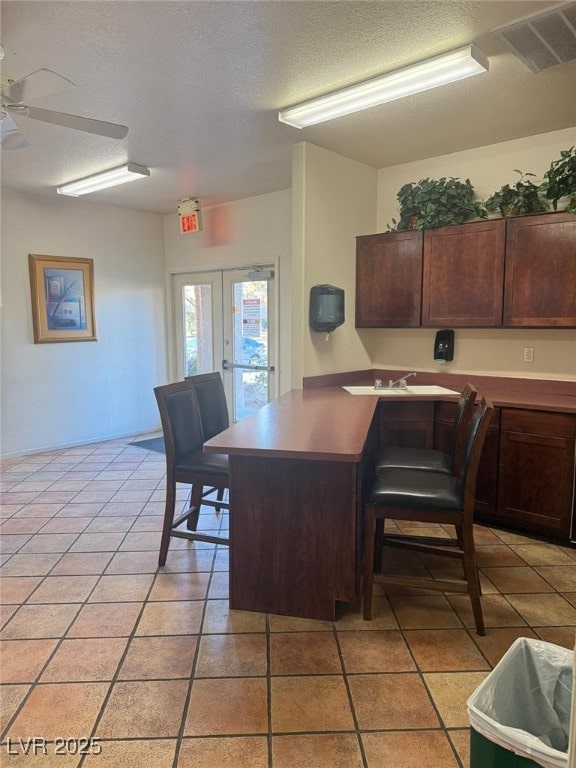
(57, 163, 150, 196)
(278, 44, 489, 128)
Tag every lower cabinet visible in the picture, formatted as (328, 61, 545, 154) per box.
(495, 409, 575, 541)
(434, 403, 576, 543)
(379, 402, 434, 450)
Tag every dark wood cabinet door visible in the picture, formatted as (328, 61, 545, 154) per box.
(355, 230, 423, 327)
(379, 402, 434, 449)
(474, 424, 500, 518)
(504, 212, 576, 327)
(422, 219, 506, 326)
(496, 409, 576, 541)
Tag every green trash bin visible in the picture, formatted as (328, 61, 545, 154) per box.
(467, 637, 573, 768)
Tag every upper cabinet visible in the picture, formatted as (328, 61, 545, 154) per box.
(355, 213, 576, 329)
(422, 219, 505, 327)
(504, 212, 576, 327)
(356, 230, 422, 327)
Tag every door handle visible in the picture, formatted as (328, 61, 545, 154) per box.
(222, 359, 275, 372)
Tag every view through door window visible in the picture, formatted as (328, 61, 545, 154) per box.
(174, 268, 274, 423)
(184, 284, 214, 377)
(230, 276, 269, 421)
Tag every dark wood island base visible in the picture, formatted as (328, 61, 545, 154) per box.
(204, 387, 379, 620)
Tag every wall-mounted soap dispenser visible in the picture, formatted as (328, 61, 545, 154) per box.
(434, 329, 454, 363)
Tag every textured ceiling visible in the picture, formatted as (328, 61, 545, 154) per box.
(1, 0, 574, 214)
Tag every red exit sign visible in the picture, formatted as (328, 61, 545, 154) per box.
(178, 198, 202, 234)
(180, 213, 200, 234)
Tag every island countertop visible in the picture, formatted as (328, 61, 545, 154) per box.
(203, 386, 382, 462)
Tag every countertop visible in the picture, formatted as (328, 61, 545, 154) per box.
(204, 374, 576, 461)
(204, 387, 379, 462)
(304, 369, 576, 414)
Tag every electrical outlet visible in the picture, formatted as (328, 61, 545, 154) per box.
(523, 347, 534, 363)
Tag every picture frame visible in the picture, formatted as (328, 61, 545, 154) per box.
(28, 254, 97, 343)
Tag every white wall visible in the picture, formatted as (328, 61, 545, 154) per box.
(164, 190, 292, 396)
(370, 127, 576, 380)
(292, 142, 377, 383)
(1, 190, 167, 456)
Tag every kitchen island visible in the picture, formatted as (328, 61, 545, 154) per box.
(203, 385, 461, 620)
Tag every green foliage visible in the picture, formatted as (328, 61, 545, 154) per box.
(387, 177, 487, 231)
(540, 147, 576, 213)
(485, 170, 548, 217)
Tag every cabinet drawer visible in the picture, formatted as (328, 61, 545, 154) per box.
(501, 409, 576, 439)
(380, 402, 434, 422)
(435, 401, 501, 428)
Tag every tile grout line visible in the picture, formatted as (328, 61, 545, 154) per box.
(331, 616, 370, 768)
(170, 508, 219, 768)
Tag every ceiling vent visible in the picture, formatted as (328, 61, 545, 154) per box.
(492, 1, 576, 72)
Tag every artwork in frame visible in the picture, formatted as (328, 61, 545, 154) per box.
(28, 254, 97, 343)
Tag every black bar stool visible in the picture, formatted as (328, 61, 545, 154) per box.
(363, 396, 495, 636)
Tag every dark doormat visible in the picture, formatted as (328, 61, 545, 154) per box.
(130, 437, 166, 453)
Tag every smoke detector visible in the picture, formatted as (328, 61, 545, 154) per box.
(492, 1, 576, 72)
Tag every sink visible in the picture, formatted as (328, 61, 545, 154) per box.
(342, 385, 459, 396)
(406, 385, 460, 395)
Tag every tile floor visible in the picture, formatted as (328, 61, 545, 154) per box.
(1, 435, 576, 767)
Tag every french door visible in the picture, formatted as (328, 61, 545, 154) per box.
(172, 267, 275, 422)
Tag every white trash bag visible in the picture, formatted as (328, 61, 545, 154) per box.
(468, 637, 574, 768)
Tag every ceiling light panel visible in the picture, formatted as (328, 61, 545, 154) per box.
(57, 163, 150, 196)
(278, 44, 489, 129)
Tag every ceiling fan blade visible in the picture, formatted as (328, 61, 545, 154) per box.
(3, 68, 75, 104)
(16, 105, 129, 139)
(0, 110, 30, 149)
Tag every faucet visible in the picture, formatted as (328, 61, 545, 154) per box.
(387, 372, 417, 389)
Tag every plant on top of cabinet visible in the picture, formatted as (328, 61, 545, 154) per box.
(540, 146, 576, 213)
(387, 177, 487, 232)
(485, 171, 548, 218)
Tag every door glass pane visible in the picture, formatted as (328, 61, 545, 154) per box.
(183, 284, 214, 376)
(231, 278, 269, 421)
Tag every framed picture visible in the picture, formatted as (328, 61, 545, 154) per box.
(29, 254, 97, 343)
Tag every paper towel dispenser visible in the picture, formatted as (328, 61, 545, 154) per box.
(309, 285, 345, 333)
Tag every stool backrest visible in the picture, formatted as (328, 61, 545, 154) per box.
(186, 372, 229, 441)
(449, 383, 477, 474)
(154, 379, 204, 469)
(459, 396, 495, 507)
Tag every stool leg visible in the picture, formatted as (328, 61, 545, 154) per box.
(159, 478, 176, 567)
(374, 518, 384, 573)
(186, 484, 203, 530)
(462, 528, 485, 636)
(457, 522, 482, 596)
(363, 505, 377, 620)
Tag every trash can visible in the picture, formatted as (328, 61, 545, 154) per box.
(467, 637, 573, 768)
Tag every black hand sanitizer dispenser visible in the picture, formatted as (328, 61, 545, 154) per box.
(434, 329, 454, 362)
(309, 285, 345, 333)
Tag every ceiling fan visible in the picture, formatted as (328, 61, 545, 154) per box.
(1, 66, 128, 150)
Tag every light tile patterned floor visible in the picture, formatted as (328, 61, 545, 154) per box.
(1, 436, 575, 767)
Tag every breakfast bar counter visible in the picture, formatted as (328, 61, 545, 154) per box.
(204, 387, 384, 620)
